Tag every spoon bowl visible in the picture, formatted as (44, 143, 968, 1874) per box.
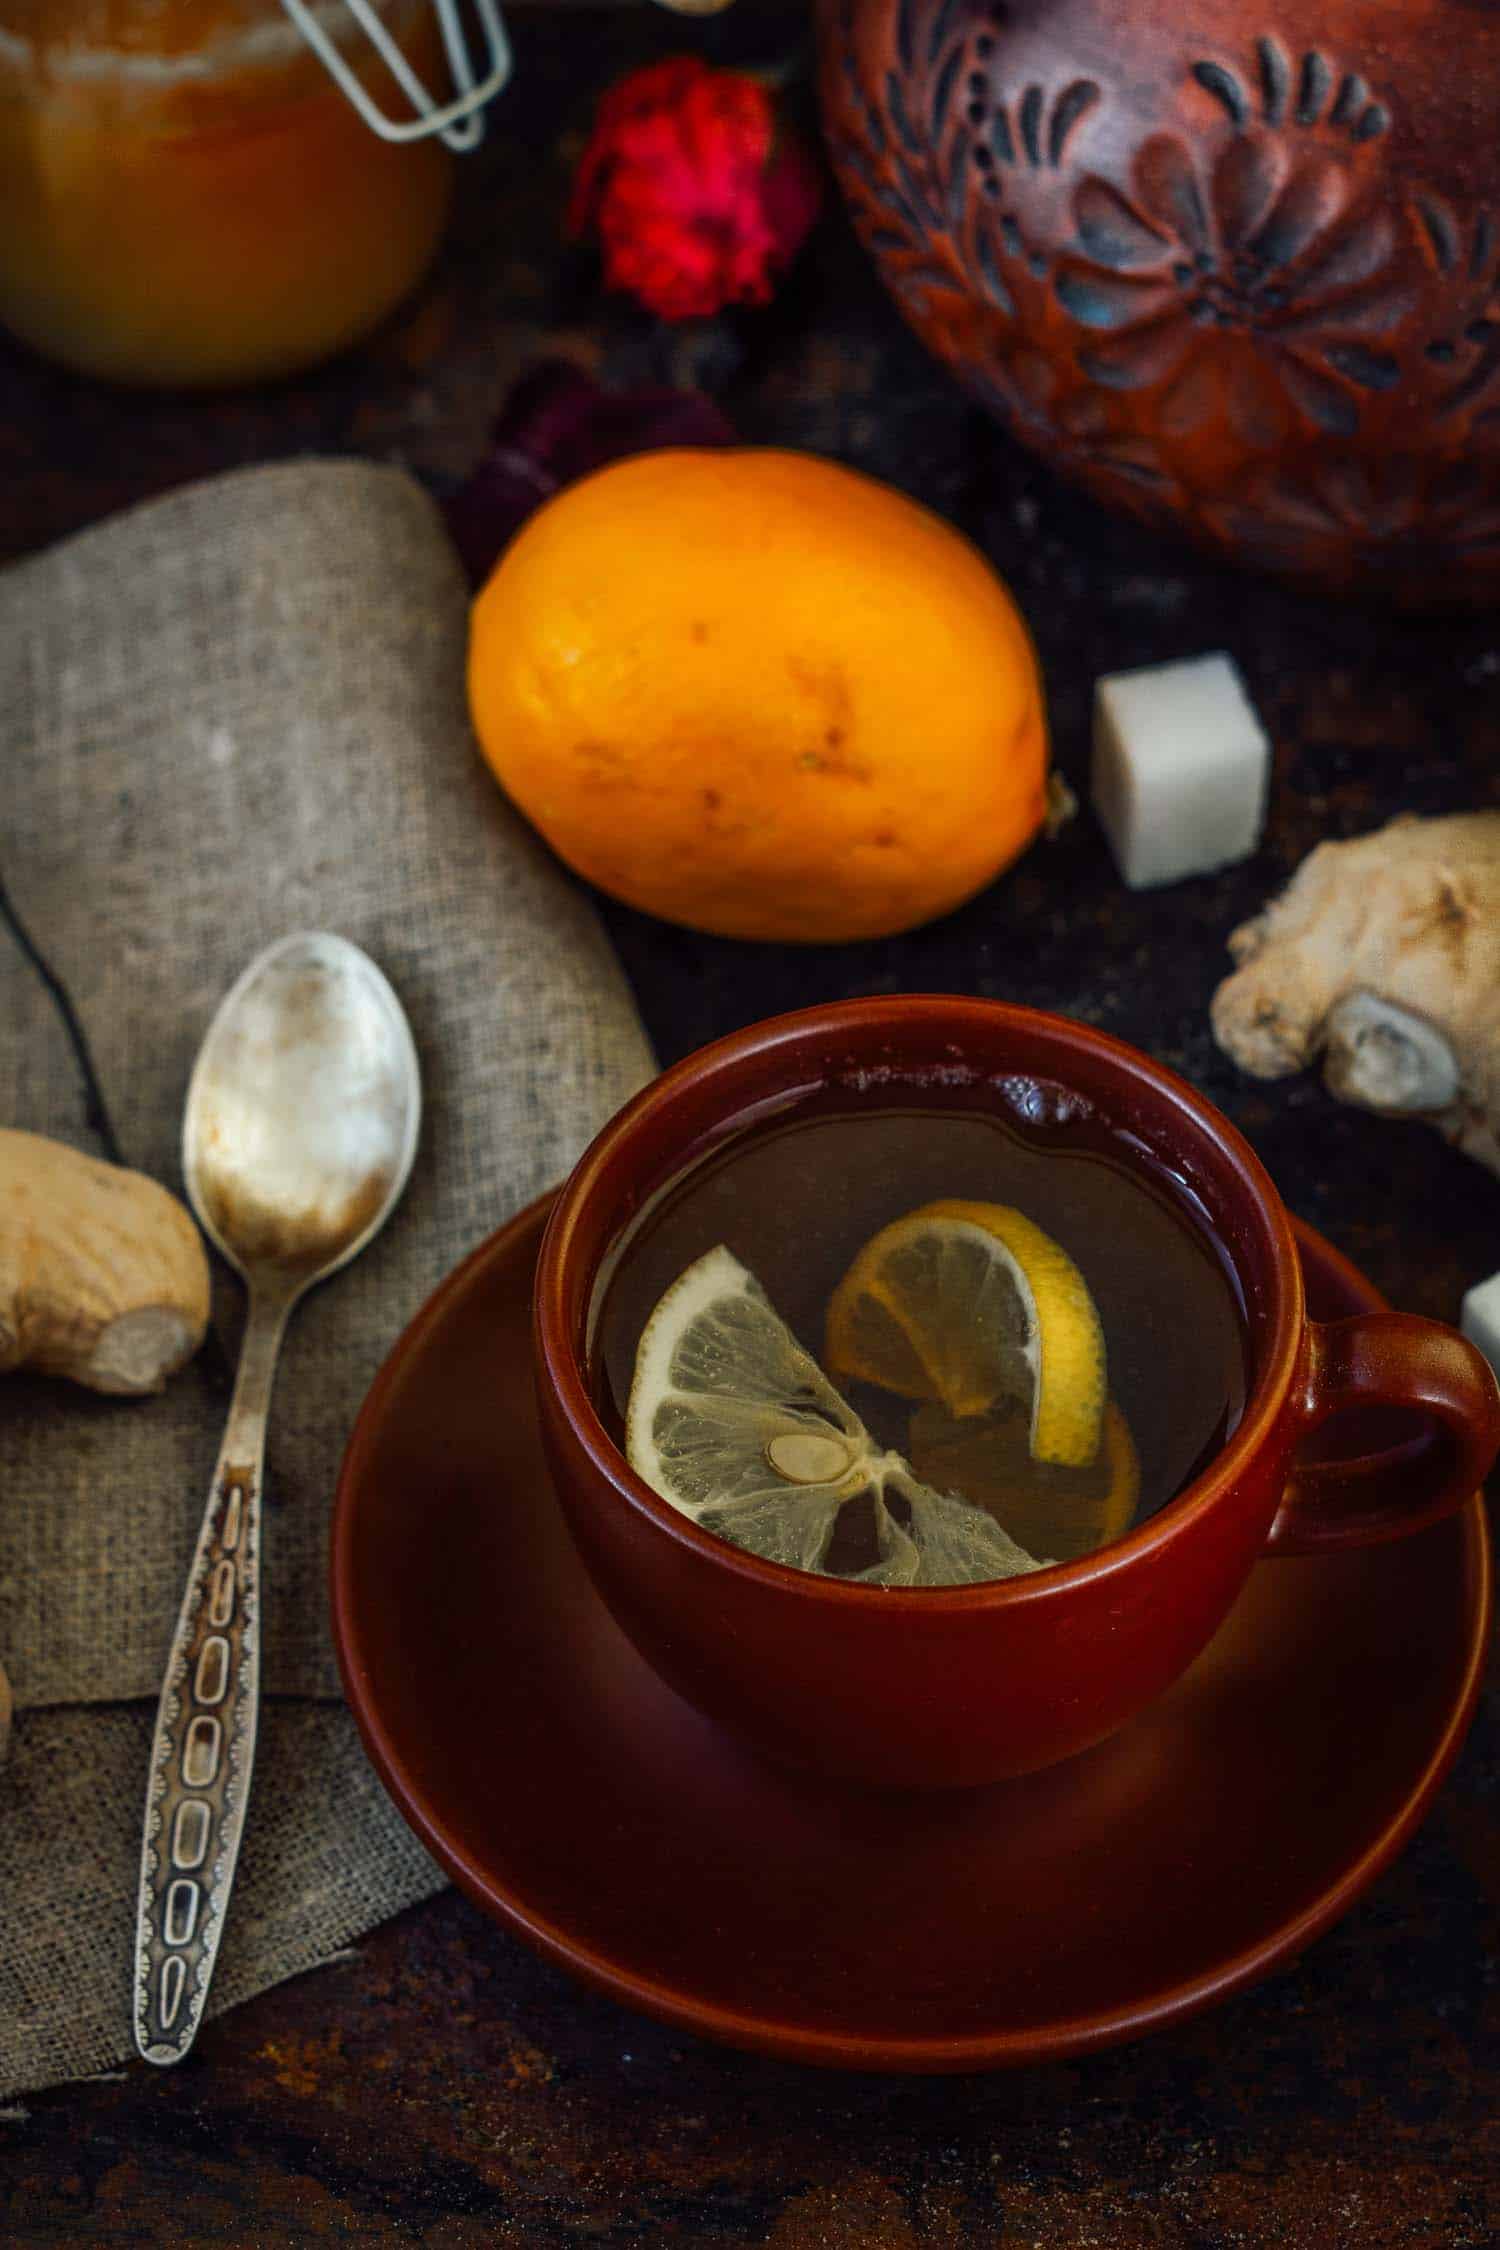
(183, 932, 420, 1288)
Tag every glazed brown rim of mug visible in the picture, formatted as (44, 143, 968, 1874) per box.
(534, 995, 1304, 1606)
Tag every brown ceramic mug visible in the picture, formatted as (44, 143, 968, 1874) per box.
(534, 998, 1499, 1789)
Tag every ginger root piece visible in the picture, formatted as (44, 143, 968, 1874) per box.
(0, 1130, 210, 1394)
(1211, 813, 1500, 1175)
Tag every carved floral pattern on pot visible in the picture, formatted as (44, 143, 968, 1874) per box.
(1415, 196, 1500, 435)
(819, 0, 1500, 601)
(1207, 454, 1500, 582)
(827, 18, 1067, 357)
(1054, 118, 1409, 446)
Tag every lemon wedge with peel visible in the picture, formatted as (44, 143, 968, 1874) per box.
(908, 1399, 1140, 1563)
(824, 1200, 1107, 1468)
(625, 1245, 1047, 1588)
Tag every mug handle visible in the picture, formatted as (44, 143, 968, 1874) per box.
(1266, 1313, 1500, 1554)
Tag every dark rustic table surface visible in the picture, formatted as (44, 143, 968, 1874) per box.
(5, 8, 1498, 2245)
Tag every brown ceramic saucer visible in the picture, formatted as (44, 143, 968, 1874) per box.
(331, 1197, 1490, 2072)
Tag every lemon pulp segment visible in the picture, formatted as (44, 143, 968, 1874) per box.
(624, 1245, 1047, 1588)
(824, 1199, 1107, 1468)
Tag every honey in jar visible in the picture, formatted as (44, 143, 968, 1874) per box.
(0, 0, 455, 385)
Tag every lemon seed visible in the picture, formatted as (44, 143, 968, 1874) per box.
(766, 1431, 853, 1484)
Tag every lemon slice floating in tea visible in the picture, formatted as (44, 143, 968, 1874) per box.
(908, 1399, 1140, 1564)
(824, 1199, 1107, 1468)
(625, 1245, 1047, 1587)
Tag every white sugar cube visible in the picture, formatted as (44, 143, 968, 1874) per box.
(1091, 653, 1270, 889)
(1461, 1272, 1500, 1383)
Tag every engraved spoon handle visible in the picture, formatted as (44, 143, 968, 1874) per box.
(133, 1290, 289, 2066)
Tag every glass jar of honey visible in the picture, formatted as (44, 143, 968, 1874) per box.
(0, 1, 460, 385)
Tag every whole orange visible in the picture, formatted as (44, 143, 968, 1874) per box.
(467, 449, 1050, 943)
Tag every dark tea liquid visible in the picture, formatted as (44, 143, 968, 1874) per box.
(592, 1094, 1249, 1560)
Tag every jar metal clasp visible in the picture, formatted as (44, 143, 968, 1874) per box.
(278, 0, 511, 152)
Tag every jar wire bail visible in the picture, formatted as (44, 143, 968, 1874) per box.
(278, 0, 511, 152)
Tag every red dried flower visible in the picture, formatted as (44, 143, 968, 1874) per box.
(570, 57, 821, 322)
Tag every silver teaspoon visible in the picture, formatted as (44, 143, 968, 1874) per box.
(133, 933, 420, 2066)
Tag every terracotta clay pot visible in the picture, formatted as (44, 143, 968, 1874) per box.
(818, 0, 1500, 602)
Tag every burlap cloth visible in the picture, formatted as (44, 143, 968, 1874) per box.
(0, 462, 656, 2099)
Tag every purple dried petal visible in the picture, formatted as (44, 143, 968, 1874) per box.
(444, 358, 738, 586)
